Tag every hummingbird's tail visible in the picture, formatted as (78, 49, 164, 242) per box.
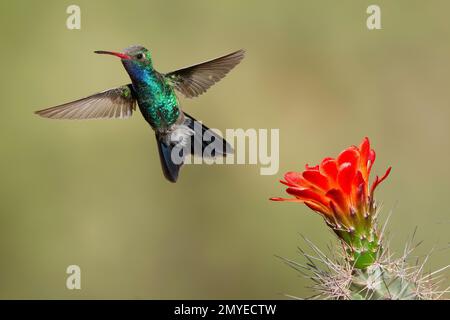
(155, 113, 233, 183)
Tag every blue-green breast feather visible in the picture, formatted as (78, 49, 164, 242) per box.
(126, 63, 180, 129)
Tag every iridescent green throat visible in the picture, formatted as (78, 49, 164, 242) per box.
(123, 61, 180, 129)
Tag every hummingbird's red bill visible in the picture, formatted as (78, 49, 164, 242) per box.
(94, 50, 131, 60)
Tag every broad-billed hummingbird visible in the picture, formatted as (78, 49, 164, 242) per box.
(35, 45, 245, 182)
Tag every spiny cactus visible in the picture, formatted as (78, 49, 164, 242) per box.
(280, 231, 449, 300)
(271, 137, 449, 300)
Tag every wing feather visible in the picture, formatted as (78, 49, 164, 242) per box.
(35, 84, 136, 120)
(165, 49, 245, 98)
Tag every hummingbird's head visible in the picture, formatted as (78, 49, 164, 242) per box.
(95, 45, 153, 78)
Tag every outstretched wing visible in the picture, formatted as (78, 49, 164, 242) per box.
(35, 84, 137, 120)
(165, 49, 245, 98)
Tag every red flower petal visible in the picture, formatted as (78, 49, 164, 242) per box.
(286, 187, 329, 207)
(304, 201, 332, 216)
(282, 171, 302, 187)
(359, 137, 370, 159)
(337, 162, 357, 195)
(337, 147, 359, 167)
(305, 164, 319, 171)
(302, 170, 329, 191)
(352, 170, 367, 209)
(368, 149, 376, 175)
(320, 157, 338, 182)
(359, 137, 370, 178)
(325, 188, 349, 215)
(270, 197, 301, 202)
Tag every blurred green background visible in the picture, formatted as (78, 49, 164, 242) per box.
(0, 0, 449, 299)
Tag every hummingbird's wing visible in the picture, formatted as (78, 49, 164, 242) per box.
(35, 85, 136, 120)
(165, 49, 245, 98)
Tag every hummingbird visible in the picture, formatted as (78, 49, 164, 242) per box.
(35, 46, 245, 182)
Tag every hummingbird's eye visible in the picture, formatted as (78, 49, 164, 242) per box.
(136, 53, 145, 60)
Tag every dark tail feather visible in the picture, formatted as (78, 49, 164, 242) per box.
(155, 113, 233, 183)
(155, 133, 182, 183)
(184, 112, 234, 158)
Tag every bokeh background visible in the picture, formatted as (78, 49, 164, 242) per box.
(0, 0, 449, 299)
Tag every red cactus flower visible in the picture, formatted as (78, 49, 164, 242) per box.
(271, 137, 391, 235)
(271, 137, 391, 268)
